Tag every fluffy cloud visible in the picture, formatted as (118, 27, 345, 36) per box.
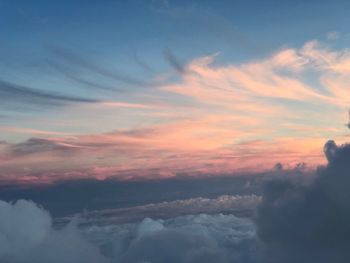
(0, 200, 108, 263)
(0, 199, 257, 263)
(256, 140, 350, 263)
(83, 213, 257, 263)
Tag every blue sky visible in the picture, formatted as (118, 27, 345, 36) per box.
(2, 0, 350, 75)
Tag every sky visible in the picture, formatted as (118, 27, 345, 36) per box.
(1, 0, 350, 183)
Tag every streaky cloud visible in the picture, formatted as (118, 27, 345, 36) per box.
(47, 60, 124, 92)
(163, 48, 188, 75)
(6, 138, 80, 157)
(0, 79, 98, 110)
(48, 46, 156, 87)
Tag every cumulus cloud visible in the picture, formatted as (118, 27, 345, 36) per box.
(256, 140, 350, 263)
(0, 200, 108, 263)
(0, 199, 257, 263)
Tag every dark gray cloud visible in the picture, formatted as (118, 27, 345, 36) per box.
(256, 140, 350, 263)
(0, 79, 98, 110)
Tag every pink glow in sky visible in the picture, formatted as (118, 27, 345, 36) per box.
(1, 41, 350, 183)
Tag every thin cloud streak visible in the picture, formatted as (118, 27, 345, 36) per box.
(163, 48, 188, 75)
(0, 79, 98, 110)
(48, 46, 159, 88)
(0, 127, 75, 136)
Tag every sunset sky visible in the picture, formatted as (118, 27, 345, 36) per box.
(1, 0, 350, 183)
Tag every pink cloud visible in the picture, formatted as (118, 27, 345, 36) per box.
(2, 40, 350, 183)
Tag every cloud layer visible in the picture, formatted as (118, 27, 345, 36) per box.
(2, 138, 350, 262)
(107, 214, 256, 263)
(0, 199, 257, 263)
(64, 194, 261, 225)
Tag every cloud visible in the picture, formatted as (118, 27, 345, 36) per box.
(163, 41, 344, 107)
(0, 199, 257, 263)
(70, 194, 261, 224)
(0, 79, 98, 110)
(326, 31, 339, 40)
(0, 175, 263, 217)
(0, 131, 328, 182)
(256, 140, 350, 263)
(3, 40, 350, 181)
(0, 199, 108, 263)
(48, 46, 156, 88)
(6, 138, 80, 157)
(47, 60, 122, 92)
(3, 138, 350, 262)
(0, 127, 74, 136)
(163, 48, 188, 75)
(83, 213, 256, 263)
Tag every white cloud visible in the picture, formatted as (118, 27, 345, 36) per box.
(0, 199, 258, 262)
(82, 213, 257, 263)
(0, 200, 108, 263)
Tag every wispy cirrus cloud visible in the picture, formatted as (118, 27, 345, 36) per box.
(0, 127, 75, 136)
(47, 46, 159, 88)
(2, 40, 350, 182)
(0, 79, 98, 111)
